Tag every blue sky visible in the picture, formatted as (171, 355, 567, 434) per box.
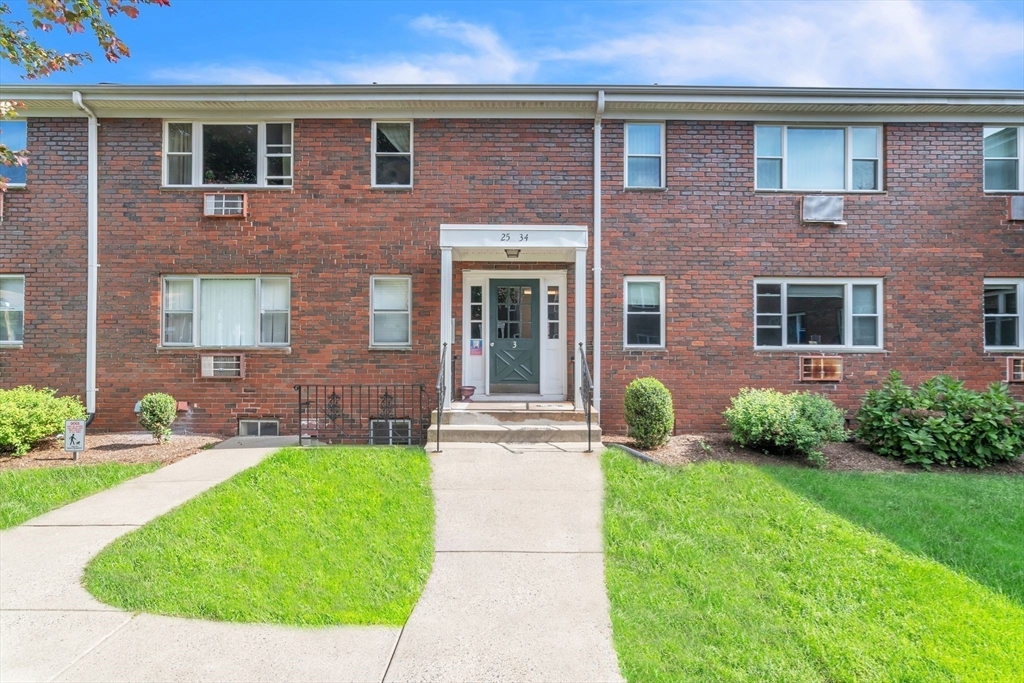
(2, 0, 1023, 88)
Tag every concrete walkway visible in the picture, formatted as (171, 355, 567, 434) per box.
(384, 443, 623, 682)
(2, 439, 622, 682)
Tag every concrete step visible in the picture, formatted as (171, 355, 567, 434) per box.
(426, 422, 601, 444)
(434, 408, 598, 425)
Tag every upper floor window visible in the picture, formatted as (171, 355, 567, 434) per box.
(372, 121, 412, 187)
(624, 277, 665, 347)
(164, 122, 292, 187)
(625, 122, 665, 189)
(0, 275, 25, 344)
(162, 276, 290, 347)
(984, 279, 1023, 350)
(755, 125, 881, 192)
(371, 276, 412, 347)
(0, 120, 27, 186)
(755, 279, 882, 350)
(983, 127, 1022, 192)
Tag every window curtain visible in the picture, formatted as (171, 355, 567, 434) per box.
(628, 281, 660, 310)
(201, 279, 256, 346)
(260, 279, 289, 344)
(787, 128, 845, 190)
(378, 123, 410, 153)
(373, 279, 410, 344)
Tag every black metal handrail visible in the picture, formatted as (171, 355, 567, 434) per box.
(434, 342, 447, 453)
(295, 384, 429, 446)
(578, 342, 595, 453)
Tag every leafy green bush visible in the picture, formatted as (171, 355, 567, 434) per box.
(624, 377, 675, 449)
(138, 393, 177, 443)
(856, 372, 1024, 469)
(724, 388, 847, 467)
(0, 386, 86, 456)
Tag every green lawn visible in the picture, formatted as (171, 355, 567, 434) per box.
(84, 446, 433, 626)
(0, 463, 159, 530)
(602, 448, 1024, 683)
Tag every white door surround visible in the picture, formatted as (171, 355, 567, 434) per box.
(439, 224, 588, 409)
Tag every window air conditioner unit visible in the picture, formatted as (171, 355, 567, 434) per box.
(802, 195, 845, 226)
(200, 354, 245, 378)
(1009, 196, 1024, 221)
(1008, 357, 1024, 383)
(800, 356, 843, 382)
(203, 192, 248, 218)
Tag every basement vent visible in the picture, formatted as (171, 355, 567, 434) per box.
(1010, 196, 1024, 221)
(1009, 357, 1024, 383)
(239, 419, 279, 437)
(802, 195, 845, 225)
(800, 356, 843, 382)
(203, 192, 248, 218)
(200, 354, 245, 378)
(369, 419, 412, 445)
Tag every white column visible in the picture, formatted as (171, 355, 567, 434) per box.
(574, 247, 587, 408)
(440, 247, 454, 408)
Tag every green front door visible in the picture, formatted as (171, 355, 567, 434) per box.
(489, 279, 540, 393)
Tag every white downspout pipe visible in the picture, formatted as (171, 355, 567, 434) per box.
(72, 91, 98, 418)
(593, 90, 604, 411)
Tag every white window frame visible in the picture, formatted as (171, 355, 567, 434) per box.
(0, 120, 27, 187)
(984, 278, 1024, 351)
(753, 278, 884, 351)
(983, 126, 1023, 193)
(369, 418, 413, 445)
(162, 121, 293, 188)
(239, 419, 279, 437)
(624, 122, 666, 189)
(161, 275, 291, 348)
(370, 275, 412, 348)
(0, 274, 25, 345)
(754, 125, 883, 192)
(371, 120, 413, 188)
(623, 276, 666, 349)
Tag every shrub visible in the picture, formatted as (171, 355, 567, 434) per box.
(138, 393, 177, 443)
(724, 388, 847, 467)
(624, 377, 675, 449)
(0, 386, 87, 456)
(856, 372, 1024, 469)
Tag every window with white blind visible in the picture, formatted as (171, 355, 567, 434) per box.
(0, 275, 25, 344)
(163, 121, 293, 187)
(755, 125, 882, 191)
(754, 279, 882, 350)
(624, 277, 665, 348)
(371, 276, 411, 347)
(624, 122, 665, 189)
(162, 276, 290, 347)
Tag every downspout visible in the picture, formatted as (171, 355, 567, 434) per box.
(72, 91, 98, 423)
(593, 90, 604, 411)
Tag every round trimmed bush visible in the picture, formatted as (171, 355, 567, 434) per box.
(138, 393, 177, 443)
(724, 388, 846, 467)
(624, 377, 675, 449)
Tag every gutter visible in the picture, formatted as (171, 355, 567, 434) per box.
(593, 90, 604, 411)
(71, 91, 98, 419)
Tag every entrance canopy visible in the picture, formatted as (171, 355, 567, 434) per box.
(440, 224, 588, 262)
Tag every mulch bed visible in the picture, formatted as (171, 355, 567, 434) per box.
(0, 432, 222, 470)
(603, 433, 1024, 475)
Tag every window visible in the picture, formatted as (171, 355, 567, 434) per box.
(547, 286, 560, 340)
(624, 277, 665, 347)
(984, 127, 1023, 192)
(162, 276, 290, 347)
(163, 122, 292, 187)
(371, 276, 411, 347)
(755, 125, 881, 191)
(0, 120, 27, 186)
(984, 279, 1023, 349)
(239, 419, 279, 436)
(625, 122, 664, 188)
(370, 419, 412, 445)
(0, 275, 25, 343)
(372, 121, 412, 187)
(755, 279, 882, 349)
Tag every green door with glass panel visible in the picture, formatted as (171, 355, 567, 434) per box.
(489, 279, 540, 393)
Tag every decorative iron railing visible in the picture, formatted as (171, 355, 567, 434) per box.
(578, 342, 595, 453)
(434, 342, 447, 453)
(295, 384, 430, 447)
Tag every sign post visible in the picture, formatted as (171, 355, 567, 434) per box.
(65, 419, 86, 461)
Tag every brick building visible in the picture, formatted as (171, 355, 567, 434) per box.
(1, 85, 1022, 438)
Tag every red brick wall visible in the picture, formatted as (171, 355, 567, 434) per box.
(600, 120, 1024, 433)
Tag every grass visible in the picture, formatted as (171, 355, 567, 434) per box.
(84, 446, 433, 626)
(602, 448, 1024, 683)
(0, 463, 159, 530)
(765, 466, 1024, 605)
